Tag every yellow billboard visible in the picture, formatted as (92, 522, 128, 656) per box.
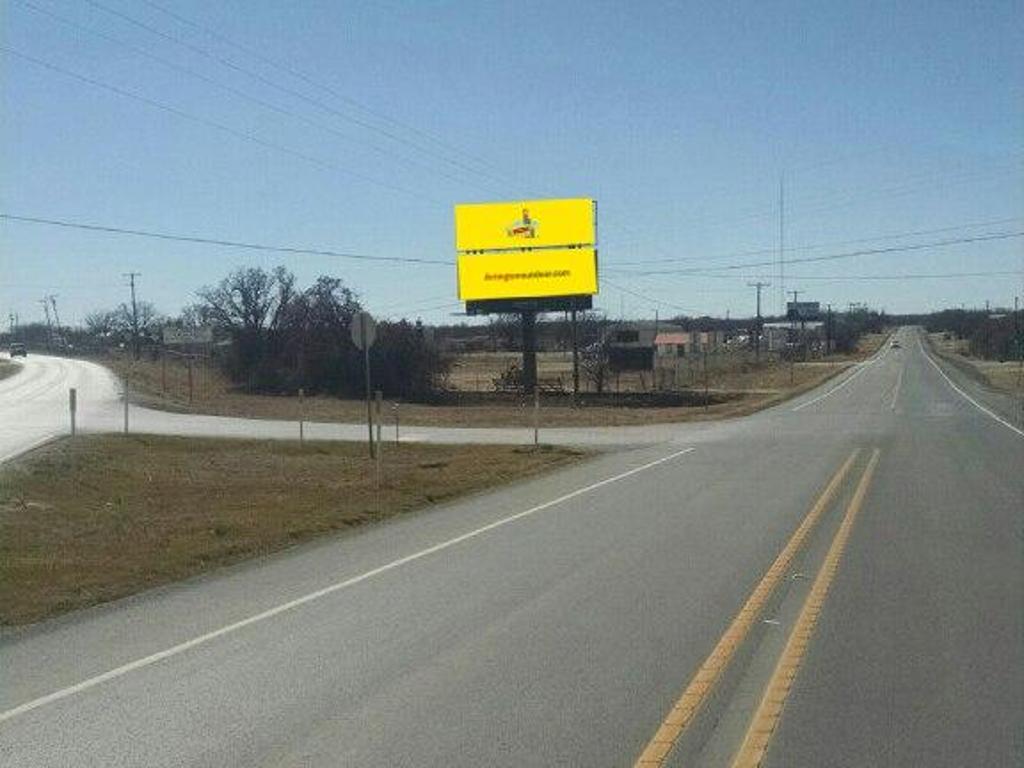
(457, 248, 598, 301)
(455, 198, 595, 252)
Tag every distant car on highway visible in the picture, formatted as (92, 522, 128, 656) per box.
(890, 340, 900, 349)
(9, 342, 27, 358)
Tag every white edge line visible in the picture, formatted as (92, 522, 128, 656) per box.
(890, 366, 904, 411)
(919, 339, 1023, 438)
(0, 445, 696, 723)
(791, 355, 880, 412)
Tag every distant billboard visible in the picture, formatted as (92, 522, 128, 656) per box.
(163, 326, 213, 345)
(454, 198, 595, 252)
(786, 301, 820, 321)
(454, 198, 597, 309)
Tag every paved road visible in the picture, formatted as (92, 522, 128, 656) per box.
(1, 328, 1020, 766)
(0, 355, 121, 463)
(0, 352, 714, 452)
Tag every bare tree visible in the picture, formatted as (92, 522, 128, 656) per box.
(197, 266, 295, 334)
(196, 266, 296, 388)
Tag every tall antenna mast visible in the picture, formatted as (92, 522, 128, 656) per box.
(778, 172, 785, 315)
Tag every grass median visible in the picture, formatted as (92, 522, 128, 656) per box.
(0, 435, 587, 626)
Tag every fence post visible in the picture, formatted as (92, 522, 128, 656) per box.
(298, 387, 305, 444)
(69, 388, 77, 436)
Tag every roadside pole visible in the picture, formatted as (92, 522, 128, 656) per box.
(393, 402, 400, 445)
(161, 350, 167, 395)
(375, 391, 383, 488)
(364, 339, 373, 459)
(351, 311, 378, 459)
(69, 388, 77, 436)
(571, 304, 580, 406)
(703, 343, 709, 413)
(533, 386, 540, 447)
(187, 356, 194, 405)
(375, 391, 383, 446)
(298, 387, 305, 444)
(1015, 295, 1022, 390)
(123, 381, 130, 434)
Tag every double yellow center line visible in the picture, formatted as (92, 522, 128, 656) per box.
(634, 447, 881, 767)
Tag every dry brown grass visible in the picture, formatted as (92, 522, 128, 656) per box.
(0, 435, 587, 626)
(91, 333, 889, 428)
(928, 333, 1024, 395)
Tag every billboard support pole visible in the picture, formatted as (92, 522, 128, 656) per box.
(571, 302, 580, 405)
(521, 311, 538, 395)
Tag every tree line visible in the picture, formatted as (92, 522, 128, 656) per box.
(61, 266, 448, 400)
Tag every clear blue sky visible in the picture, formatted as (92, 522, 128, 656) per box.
(2, 0, 1022, 326)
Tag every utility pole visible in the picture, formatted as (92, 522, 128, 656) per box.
(49, 295, 62, 345)
(789, 289, 806, 361)
(748, 281, 770, 363)
(124, 272, 141, 360)
(826, 303, 834, 357)
(39, 298, 53, 351)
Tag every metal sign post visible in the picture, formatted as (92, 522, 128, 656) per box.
(69, 388, 77, 436)
(351, 311, 378, 458)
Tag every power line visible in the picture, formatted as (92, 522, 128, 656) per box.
(15, 0, 497, 197)
(0, 213, 453, 265)
(81, 0, 513, 192)
(604, 218, 1021, 268)
(763, 270, 1024, 282)
(604, 217, 1023, 267)
(605, 231, 1024, 277)
(0, 45, 447, 205)
(137, 0, 510, 183)
(603, 160, 1020, 250)
(599, 278, 698, 315)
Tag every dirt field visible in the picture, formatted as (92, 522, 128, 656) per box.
(0, 435, 586, 626)
(928, 333, 1024, 395)
(95, 332, 889, 428)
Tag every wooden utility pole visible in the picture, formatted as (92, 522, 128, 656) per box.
(124, 272, 142, 360)
(748, 281, 770, 362)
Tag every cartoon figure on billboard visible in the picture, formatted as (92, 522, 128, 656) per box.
(506, 208, 539, 239)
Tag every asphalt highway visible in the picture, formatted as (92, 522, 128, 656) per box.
(1, 327, 1021, 766)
